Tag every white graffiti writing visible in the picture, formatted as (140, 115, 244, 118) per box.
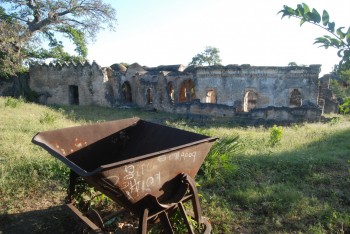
(102, 163, 161, 201)
(157, 151, 197, 162)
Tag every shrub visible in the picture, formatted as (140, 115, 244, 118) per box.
(4, 96, 24, 108)
(339, 98, 350, 114)
(269, 125, 283, 147)
(201, 135, 240, 181)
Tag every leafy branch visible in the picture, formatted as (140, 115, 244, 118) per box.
(278, 3, 350, 71)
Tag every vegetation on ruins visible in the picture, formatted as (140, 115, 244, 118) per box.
(0, 0, 117, 78)
(339, 97, 350, 114)
(189, 46, 222, 66)
(0, 97, 349, 233)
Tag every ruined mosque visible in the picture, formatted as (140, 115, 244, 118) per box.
(28, 61, 338, 122)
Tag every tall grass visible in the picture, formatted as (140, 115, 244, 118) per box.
(195, 118, 350, 233)
(0, 97, 349, 233)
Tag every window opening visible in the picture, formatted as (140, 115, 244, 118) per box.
(179, 79, 195, 103)
(206, 89, 217, 103)
(243, 91, 257, 112)
(289, 89, 302, 107)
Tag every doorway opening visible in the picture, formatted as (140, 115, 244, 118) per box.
(69, 85, 79, 105)
(122, 81, 132, 102)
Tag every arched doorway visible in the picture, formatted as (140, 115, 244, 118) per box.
(167, 82, 175, 104)
(146, 88, 153, 104)
(179, 79, 195, 103)
(289, 89, 302, 107)
(243, 90, 257, 112)
(206, 89, 217, 103)
(122, 81, 132, 102)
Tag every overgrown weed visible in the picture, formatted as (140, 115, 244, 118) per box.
(39, 111, 57, 124)
(200, 135, 240, 183)
(268, 125, 283, 147)
(4, 96, 25, 108)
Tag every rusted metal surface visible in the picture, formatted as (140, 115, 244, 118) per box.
(32, 117, 217, 233)
(66, 203, 104, 234)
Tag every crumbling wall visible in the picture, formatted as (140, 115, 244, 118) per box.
(135, 64, 322, 122)
(29, 61, 110, 106)
(192, 65, 320, 109)
(318, 74, 339, 114)
(28, 62, 322, 122)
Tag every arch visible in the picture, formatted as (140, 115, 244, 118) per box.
(106, 67, 116, 101)
(289, 89, 302, 107)
(206, 89, 217, 103)
(243, 90, 257, 112)
(179, 79, 195, 103)
(122, 81, 132, 102)
(146, 88, 153, 104)
(167, 81, 175, 104)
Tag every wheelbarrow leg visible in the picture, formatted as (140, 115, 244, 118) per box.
(66, 169, 79, 203)
(139, 208, 174, 234)
(184, 174, 203, 223)
(178, 201, 195, 234)
(139, 208, 149, 234)
(159, 211, 174, 234)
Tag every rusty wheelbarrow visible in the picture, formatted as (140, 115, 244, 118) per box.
(32, 117, 217, 233)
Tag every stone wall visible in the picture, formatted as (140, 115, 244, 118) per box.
(28, 62, 323, 122)
(192, 65, 319, 108)
(318, 74, 339, 114)
(29, 61, 110, 106)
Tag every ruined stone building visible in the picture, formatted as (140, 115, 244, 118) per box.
(29, 61, 326, 122)
(318, 74, 340, 114)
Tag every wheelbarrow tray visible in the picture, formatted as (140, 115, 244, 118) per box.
(32, 117, 216, 214)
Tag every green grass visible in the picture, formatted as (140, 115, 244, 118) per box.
(194, 119, 350, 233)
(0, 97, 349, 233)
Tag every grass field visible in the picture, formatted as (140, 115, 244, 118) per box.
(0, 96, 349, 233)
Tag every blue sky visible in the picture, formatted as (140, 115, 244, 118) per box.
(85, 0, 349, 75)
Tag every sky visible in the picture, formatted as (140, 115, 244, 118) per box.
(85, 0, 350, 76)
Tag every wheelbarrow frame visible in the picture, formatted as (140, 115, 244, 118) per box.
(32, 117, 217, 233)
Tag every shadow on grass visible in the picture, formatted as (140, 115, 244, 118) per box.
(0, 205, 78, 234)
(200, 127, 350, 233)
(49, 104, 173, 124)
(48, 104, 278, 129)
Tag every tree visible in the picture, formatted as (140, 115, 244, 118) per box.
(288, 62, 298, 66)
(0, 7, 26, 77)
(0, 0, 117, 77)
(278, 3, 350, 71)
(189, 46, 222, 66)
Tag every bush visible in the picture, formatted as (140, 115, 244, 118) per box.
(4, 96, 24, 108)
(200, 135, 240, 181)
(339, 98, 350, 114)
(269, 125, 283, 147)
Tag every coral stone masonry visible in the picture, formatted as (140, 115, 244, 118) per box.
(29, 61, 326, 122)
